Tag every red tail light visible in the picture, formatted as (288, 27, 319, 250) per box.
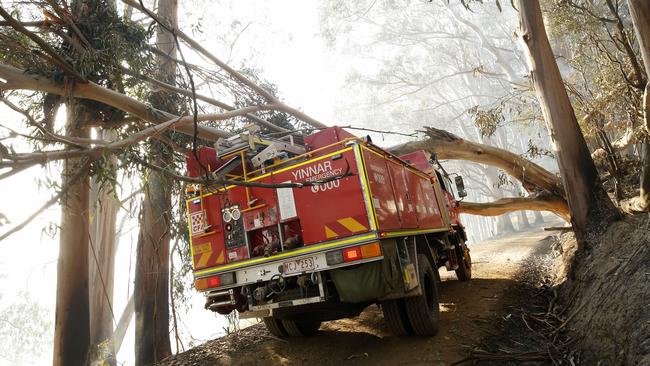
(343, 246, 362, 262)
(207, 276, 221, 288)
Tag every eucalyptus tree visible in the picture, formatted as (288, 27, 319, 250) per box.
(517, 0, 620, 237)
(134, 0, 176, 363)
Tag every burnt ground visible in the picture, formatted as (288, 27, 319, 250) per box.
(156, 224, 577, 366)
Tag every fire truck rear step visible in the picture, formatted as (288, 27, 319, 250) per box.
(206, 289, 237, 311)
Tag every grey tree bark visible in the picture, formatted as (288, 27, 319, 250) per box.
(134, 0, 176, 363)
(88, 130, 119, 365)
(53, 100, 91, 366)
(517, 0, 620, 238)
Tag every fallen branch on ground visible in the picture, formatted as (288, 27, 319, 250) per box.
(450, 351, 550, 365)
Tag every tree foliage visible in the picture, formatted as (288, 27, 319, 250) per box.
(0, 291, 52, 365)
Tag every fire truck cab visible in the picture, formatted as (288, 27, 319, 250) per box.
(184, 126, 472, 337)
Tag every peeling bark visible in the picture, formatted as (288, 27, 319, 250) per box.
(517, 0, 620, 236)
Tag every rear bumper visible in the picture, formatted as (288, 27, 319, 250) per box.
(199, 236, 384, 294)
(195, 227, 448, 294)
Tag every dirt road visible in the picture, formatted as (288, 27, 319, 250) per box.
(160, 226, 556, 366)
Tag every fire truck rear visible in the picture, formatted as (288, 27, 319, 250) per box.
(184, 126, 472, 337)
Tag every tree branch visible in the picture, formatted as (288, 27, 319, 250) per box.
(122, 0, 328, 129)
(0, 64, 232, 140)
(0, 105, 278, 169)
(0, 6, 85, 81)
(459, 196, 569, 221)
(0, 158, 92, 242)
(120, 66, 290, 133)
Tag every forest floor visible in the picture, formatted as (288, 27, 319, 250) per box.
(158, 223, 563, 366)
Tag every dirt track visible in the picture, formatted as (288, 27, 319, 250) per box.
(159, 226, 556, 366)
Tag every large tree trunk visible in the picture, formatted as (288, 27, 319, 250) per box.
(390, 127, 565, 198)
(134, 0, 176, 364)
(53, 100, 91, 366)
(134, 149, 173, 366)
(88, 130, 119, 365)
(516, 0, 620, 237)
(624, 1, 650, 213)
(390, 126, 571, 219)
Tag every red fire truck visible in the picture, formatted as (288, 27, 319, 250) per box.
(185, 126, 472, 337)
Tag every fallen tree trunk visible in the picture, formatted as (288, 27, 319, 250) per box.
(390, 127, 564, 198)
(390, 127, 569, 219)
(459, 196, 569, 221)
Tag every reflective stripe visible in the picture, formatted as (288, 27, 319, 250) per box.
(324, 225, 338, 238)
(354, 144, 379, 230)
(381, 227, 449, 238)
(337, 217, 367, 232)
(194, 232, 378, 277)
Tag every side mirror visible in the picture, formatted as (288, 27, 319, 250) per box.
(454, 176, 467, 198)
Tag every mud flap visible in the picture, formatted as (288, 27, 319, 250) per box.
(330, 240, 402, 303)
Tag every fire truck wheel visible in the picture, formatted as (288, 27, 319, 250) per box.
(454, 240, 472, 281)
(281, 319, 322, 337)
(381, 299, 412, 336)
(404, 254, 441, 336)
(262, 317, 288, 338)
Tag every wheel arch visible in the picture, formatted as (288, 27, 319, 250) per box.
(414, 234, 439, 268)
(450, 225, 467, 244)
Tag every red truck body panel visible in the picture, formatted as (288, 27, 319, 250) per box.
(186, 128, 456, 277)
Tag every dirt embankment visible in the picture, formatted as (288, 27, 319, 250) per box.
(157, 226, 560, 366)
(552, 216, 650, 366)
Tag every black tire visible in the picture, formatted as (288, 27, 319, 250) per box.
(454, 240, 472, 281)
(404, 254, 441, 336)
(281, 318, 321, 336)
(263, 317, 288, 337)
(381, 299, 413, 336)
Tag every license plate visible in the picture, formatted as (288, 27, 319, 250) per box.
(283, 257, 315, 275)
